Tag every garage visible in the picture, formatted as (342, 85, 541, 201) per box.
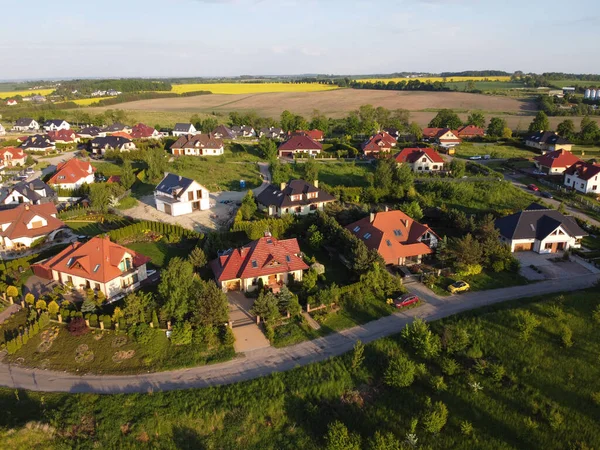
(163, 203, 172, 215)
(514, 243, 533, 252)
(225, 280, 241, 291)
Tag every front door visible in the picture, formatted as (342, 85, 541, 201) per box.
(557, 242, 566, 251)
(193, 201, 200, 211)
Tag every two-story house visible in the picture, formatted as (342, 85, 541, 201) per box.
(12, 118, 40, 132)
(423, 128, 462, 149)
(170, 133, 224, 156)
(394, 147, 445, 172)
(88, 136, 136, 155)
(103, 122, 132, 135)
(130, 123, 163, 140)
(564, 161, 600, 195)
(20, 134, 56, 153)
(77, 126, 105, 139)
(47, 159, 96, 189)
(212, 124, 236, 140)
(1, 180, 56, 206)
(361, 132, 397, 157)
(210, 233, 308, 293)
(259, 127, 284, 139)
(47, 129, 80, 144)
(43, 119, 70, 132)
(456, 125, 485, 139)
(172, 123, 198, 137)
(33, 236, 150, 299)
(525, 131, 573, 154)
(278, 135, 322, 158)
(0, 203, 65, 249)
(0, 147, 26, 167)
(154, 173, 210, 216)
(255, 179, 336, 217)
(533, 149, 581, 175)
(232, 125, 256, 138)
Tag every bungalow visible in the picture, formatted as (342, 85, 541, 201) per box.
(361, 132, 397, 157)
(20, 134, 56, 153)
(212, 124, 236, 140)
(77, 126, 105, 139)
(154, 173, 210, 216)
(232, 125, 256, 138)
(47, 129, 80, 144)
(525, 131, 573, 153)
(88, 136, 136, 154)
(43, 119, 70, 132)
(211, 234, 308, 293)
(170, 133, 224, 156)
(47, 159, 96, 189)
(278, 135, 322, 158)
(1, 180, 56, 206)
(12, 118, 40, 132)
(172, 123, 198, 137)
(292, 129, 325, 142)
(423, 128, 461, 148)
(103, 122, 132, 135)
(259, 127, 284, 139)
(0, 203, 65, 250)
(0, 147, 26, 167)
(457, 125, 485, 139)
(6, 99, 17, 106)
(533, 149, 581, 174)
(255, 179, 336, 217)
(495, 203, 586, 253)
(34, 236, 150, 299)
(346, 209, 439, 266)
(394, 147, 445, 172)
(130, 123, 162, 140)
(563, 161, 600, 195)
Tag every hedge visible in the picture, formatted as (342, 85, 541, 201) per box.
(231, 215, 295, 240)
(5, 312, 50, 355)
(108, 220, 203, 241)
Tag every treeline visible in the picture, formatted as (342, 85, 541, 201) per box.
(440, 70, 510, 77)
(338, 79, 450, 92)
(54, 79, 173, 96)
(537, 95, 600, 117)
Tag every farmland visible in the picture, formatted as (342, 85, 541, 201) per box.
(0, 88, 54, 99)
(356, 76, 512, 83)
(69, 97, 114, 105)
(169, 82, 339, 95)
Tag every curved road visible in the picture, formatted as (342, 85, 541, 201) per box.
(1, 273, 597, 394)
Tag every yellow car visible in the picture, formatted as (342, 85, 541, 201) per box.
(448, 281, 470, 294)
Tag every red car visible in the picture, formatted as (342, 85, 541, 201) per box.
(394, 294, 420, 308)
(528, 184, 539, 192)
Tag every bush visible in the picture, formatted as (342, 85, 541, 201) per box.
(440, 357, 460, 376)
(89, 314, 99, 328)
(422, 400, 448, 434)
(68, 317, 90, 336)
(489, 363, 506, 382)
(560, 324, 574, 348)
(222, 326, 235, 346)
(384, 354, 417, 388)
(170, 322, 193, 346)
(103, 315, 112, 330)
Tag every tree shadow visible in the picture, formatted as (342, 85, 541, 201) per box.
(172, 425, 207, 450)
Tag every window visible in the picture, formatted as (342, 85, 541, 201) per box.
(94, 283, 100, 291)
(545, 242, 553, 249)
(295, 206, 302, 213)
(422, 158, 427, 162)
(432, 165, 438, 170)
(393, 229, 403, 237)
(93, 264, 100, 273)
(188, 191, 194, 201)
(386, 240, 392, 247)
(196, 189, 203, 199)
(285, 255, 291, 263)
(66, 257, 74, 267)
(417, 167, 423, 171)
(29, 220, 43, 229)
(310, 204, 318, 211)
(251, 260, 258, 268)
(353, 226, 360, 232)
(364, 233, 372, 240)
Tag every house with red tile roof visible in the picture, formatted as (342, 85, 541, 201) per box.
(170, 133, 224, 156)
(361, 132, 397, 157)
(33, 236, 150, 298)
(278, 135, 322, 158)
(0, 203, 65, 249)
(457, 125, 485, 139)
(48, 129, 80, 144)
(211, 234, 309, 293)
(533, 149, 581, 175)
(394, 147, 445, 172)
(422, 128, 461, 149)
(292, 129, 325, 141)
(564, 161, 600, 195)
(0, 147, 26, 167)
(48, 158, 96, 189)
(346, 209, 439, 266)
(130, 123, 162, 140)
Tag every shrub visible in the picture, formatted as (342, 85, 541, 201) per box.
(560, 325, 574, 348)
(422, 400, 448, 434)
(592, 305, 600, 325)
(401, 318, 441, 359)
(460, 420, 474, 436)
(455, 263, 482, 278)
(489, 363, 506, 382)
(350, 340, 365, 372)
(89, 314, 99, 328)
(384, 354, 417, 388)
(515, 310, 541, 341)
(222, 326, 235, 346)
(466, 344, 483, 360)
(430, 375, 447, 392)
(35, 300, 47, 311)
(68, 317, 90, 336)
(170, 322, 193, 346)
(440, 357, 460, 376)
(103, 315, 112, 330)
(325, 421, 361, 450)
(591, 392, 600, 406)
(47, 300, 60, 317)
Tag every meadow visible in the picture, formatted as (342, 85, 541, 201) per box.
(1, 289, 599, 449)
(170, 82, 339, 95)
(453, 143, 538, 160)
(0, 88, 54, 99)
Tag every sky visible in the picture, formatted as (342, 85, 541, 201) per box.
(1, 0, 599, 80)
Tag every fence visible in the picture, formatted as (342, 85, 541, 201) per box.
(536, 178, 600, 214)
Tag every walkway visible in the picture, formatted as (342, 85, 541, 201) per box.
(0, 273, 597, 394)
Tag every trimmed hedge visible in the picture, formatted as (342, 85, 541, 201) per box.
(4, 312, 50, 355)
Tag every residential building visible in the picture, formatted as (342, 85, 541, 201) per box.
(43, 119, 70, 132)
(533, 149, 581, 174)
(259, 127, 284, 139)
(346, 209, 439, 266)
(212, 124, 236, 140)
(130, 123, 162, 140)
(278, 135, 322, 158)
(1, 180, 56, 206)
(77, 126, 105, 139)
(6, 99, 17, 106)
(47, 159, 96, 189)
(170, 133, 224, 156)
(255, 179, 336, 217)
(0, 203, 65, 250)
(172, 123, 198, 137)
(103, 123, 132, 135)
(291, 129, 324, 141)
(11, 118, 40, 132)
(0, 147, 26, 167)
(525, 131, 573, 153)
(423, 128, 462, 148)
(0, 124, 5, 136)
(457, 125, 485, 139)
(20, 134, 56, 153)
(33, 236, 150, 299)
(495, 203, 586, 253)
(232, 125, 256, 138)
(88, 136, 136, 154)
(47, 129, 80, 144)
(394, 147, 445, 172)
(563, 161, 600, 194)
(361, 132, 397, 156)
(210, 234, 308, 293)
(154, 173, 210, 216)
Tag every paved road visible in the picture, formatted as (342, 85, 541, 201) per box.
(1, 273, 597, 394)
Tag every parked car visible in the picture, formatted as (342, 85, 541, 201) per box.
(25, 167, 35, 175)
(541, 191, 553, 199)
(483, 155, 491, 160)
(394, 293, 420, 308)
(448, 281, 470, 294)
(469, 155, 482, 160)
(528, 184, 539, 192)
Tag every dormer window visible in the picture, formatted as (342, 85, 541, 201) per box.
(66, 257, 74, 267)
(386, 240, 392, 247)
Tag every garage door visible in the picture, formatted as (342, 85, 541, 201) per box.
(514, 243, 533, 252)
(164, 203, 172, 215)
(225, 280, 241, 291)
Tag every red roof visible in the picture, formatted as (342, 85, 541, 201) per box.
(48, 158, 96, 185)
(110, 131, 131, 139)
(534, 149, 581, 169)
(564, 161, 600, 181)
(278, 135, 322, 153)
(211, 236, 308, 282)
(362, 132, 397, 154)
(394, 147, 444, 164)
(346, 210, 436, 265)
(107, 175, 121, 184)
(130, 123, 157, 139)
(422, 128, 461, 142)
(41, 236, 150, 284)
(0, 203, 64, 240)
(48, 129, 77, 142)
(0, 146, 26, 161)
(293, 129, 324, 141)
(457, 125, 485, 138)
(422, 128, 443, 138)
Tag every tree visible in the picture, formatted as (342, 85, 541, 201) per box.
(192, 279, 229, 327)
(276, 286, 301, 317)
(123, 291, 156, 325)
(24, 293, 35, 305)
(502, 127, 513, 138)
(344, 113, 361, 137)
(302, 268, 319, 293)
(449, 158, 466, 178)
(409, 122, 423, 141)
(384, 354, 417, 388)
(251, 291, 281, 323)
(170, 321, 193, 345)
(120, 159, 136, 189)
(145, 146, 167, 182)
(467, 111, 486, 128)
(557, 119, 575, 139)
(367, 431, 401, 450)
(81, 298, 97, 314)
(201, 117, 218, 133)
(487, 117, 507, 137)
(159, 258, 195, 322)
(35, 299, 47, 311)
(6, 286, 18, 302)
(374, 158, 395, 192)
(257, 137, 278, 162)
(399, 201, 423, 221)
(580, 116, 600, 142)
(449, 233, 483, 266)
(303, 158, 319, 183)
(325, 421, 361, 450)
(309, 109, 329, 133)
(401, 318, 441, 359)
(188, 246, 208, 269)
(112, 306, 124, 323)
(238, 190, 257, 220)
(429, 109, 462, 129)
(528, 111, 550, 132)
(89, 184, 111, 212)
(515, 310, 541, 341)
(351, 340, 365, 372)
(422, 401, 448, 434)
(280, 110, 295, 132)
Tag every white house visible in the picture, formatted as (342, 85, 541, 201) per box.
(154, 173, 210, 216)
(394, 147, 445, 172)
(172, 123, 198, 137)
(170, 134, 224, 156)
(255, 180, 336, 217)
(43, 120, 71, 132)
(0, 124, 5, 136)
(47, 159, 96, 189)
(1, 180, 56, 206)
(564, 161, 600, 195)
(0, 203, 65, 250)
(12, 118, 40, 132)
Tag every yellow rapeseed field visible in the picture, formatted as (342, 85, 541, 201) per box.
(357, 76, 512, 83)
(170, 83, 339, 95)
(0, 89, 54, 99)
(70, 97, 113, 105)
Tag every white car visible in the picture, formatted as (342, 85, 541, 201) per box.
(469, 155, 482, 160)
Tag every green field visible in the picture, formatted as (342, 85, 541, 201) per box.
(454, 143, 537, 160)
(64, 221, 105, 236)
(573, 145, 600, 158)
(432, 270, 530, 296)
(291, 161, 374, 187)
(169, 156, 262, 191)
(125, 240, 195, 268)
(446, 81, 525, 91)
(548, 79, 600, 88)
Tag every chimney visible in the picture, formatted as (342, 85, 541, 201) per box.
(370, 212, 375, 223)
(25, 204, 30, 210)
(280, 182, 286, 191)
(384, 205, 389, 212)
(313, 179, 319, 189)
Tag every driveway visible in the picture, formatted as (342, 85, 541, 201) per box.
(0, 272, 597, 394)
(227, 292, 271, 353)
(515, 251, 597, 280)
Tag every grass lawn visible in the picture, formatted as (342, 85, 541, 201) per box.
(572, 145, 600, 158)
(432, 269, 529, 295)
(124, 240, 196, 268)
(168, 156, 262, 191)
(90, 161, 124, 176)
(582, 235, 600, 251)
(291, 161, 374, 187)
(116, 196, 138, 210)
(299, 242, 354, 287)
(3, 289, 599, 448)
(64, 221, 105, 236)
(454, 143, 537, 160)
